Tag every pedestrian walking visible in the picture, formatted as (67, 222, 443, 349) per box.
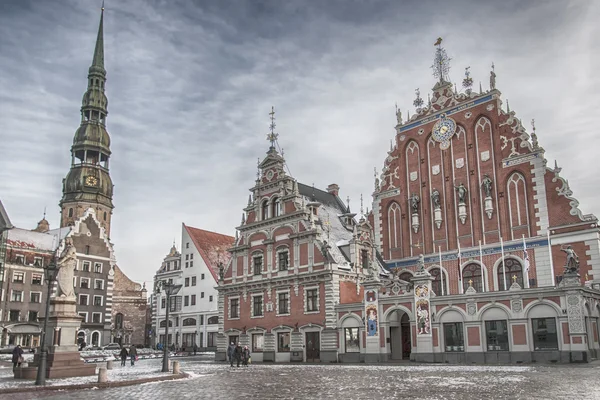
(234, 343, 243, 368)
(119, 346, 128, 366)
(193, 343, 198, 355)
(129, 344, 137, 366)
(227, 342, 235, 367)
(12, 345, 24, 370)
(242, 346, 251, 367)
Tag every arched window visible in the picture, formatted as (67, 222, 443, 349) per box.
(462, 263, 484, 292)
(398, 272, 413, 283)
(387, 202, 402, 259)
(272, 198, 281, 217)
(207, 316, 218, 324)
(430, 268, 448, 296)
(91, 332, 100, 346)
(103, 211, 107, 221)
(498, 258, 523, 290)
(68, 208, 73, 218)
(159, 320, 173, 328)
(115, 313, 123, 329)
(261, 200, 269, 220)
(182, 318, 196, 326)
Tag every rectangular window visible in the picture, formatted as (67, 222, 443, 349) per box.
(28, 311, 38, 322)
(200, 315, 204, 325)
(186, 242, 189, 249)
(30, 292, 41, 303)
(34, 257, 43, 267)
(485, 320, 509, 351)
(185, 277, 190, 287)
(191, 295, 196, 306)
(443, 322, 465, 352)
(361, 249, 369, 268)
(532, 318, 559, 350)
(201, 292, 204, 298)
(201, 273, 205, 280)
(80, 278, 89, 289)
(15, 255, 25, 264)
(13, 272, 24, 283)
(79, 312, 88, 323)
(306, 289, 318, 312)
(161, 298, 166, 309)
(9, 310, 20, 321)
(278, 251, 289, 271)
(82, 261, 90, 272)
(190, 253, 194, 260)
(278, 292, 289, 314)
(277, 332, 290, 352)
(191, 276, 197, 286)
(186, 254, 189, 260)
(252, 333, 264, 352)
(253, 256, 262, 275)
(253, 295, 263, 317)
(230, 298, 239, 319)
(209, 295, 213, 302)
(190, 261, 193, 267)
(92, 313, 102, 323)
(344, 328, 360, 353)
(185, 262, 189, 268)
(184, 295, 189, 307)
(93, 296, 102, 306)
(31, 274, 43, 285)
(94, 263, 102, 273)
(94, 279, 104, 290)
(11, 290, 23, 302)
(79, 294, 88, 306)
(207, 332, 216, 347)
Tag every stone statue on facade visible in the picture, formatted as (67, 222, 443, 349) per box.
(396, 108, 402, 125)
(561, 245, 579, 274)
(218, 262, 225, 281)
(455, 183, 468, 204)
(55, 237, 77, 298)
(410, 193, 420, 214)
(431, 189, 441, 209)
(416, 254, 425, 273)
(490, 68, 496, 90)
(481, 175, 493, 198)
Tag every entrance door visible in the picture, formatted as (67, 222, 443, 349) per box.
(390, 327, 402, 360)
(401, 314, 411, 360)
(305, 332, 320, 362)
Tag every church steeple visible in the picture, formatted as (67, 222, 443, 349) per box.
(60, 5, 114, 236)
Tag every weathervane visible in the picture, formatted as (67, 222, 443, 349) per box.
(432, 37, 451, 84)
(462, 66, 473, 94)
(266, 106, 279, 148)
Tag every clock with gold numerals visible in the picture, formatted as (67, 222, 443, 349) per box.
(84, 175, 98, 187)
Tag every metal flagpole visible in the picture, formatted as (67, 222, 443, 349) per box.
(439, 246, 444, 295)
(500, 237, 507, 290)
(457, 242, 463, 294)
(522, 234, 530, 288)
(479, 240, 485, 292)
(547, 230, 556, 286)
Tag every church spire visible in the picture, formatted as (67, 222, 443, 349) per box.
(91, 2, 105, 71)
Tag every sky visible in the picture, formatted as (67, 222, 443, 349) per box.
(0, 0, 598, 286)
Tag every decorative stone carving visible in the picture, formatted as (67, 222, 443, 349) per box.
(511, 299, 523, 313)
(566, 293, 585, 334)
(56, 237, 77, 298)
(432, 189, 442, 229)
(431, 165, 440, 175)
(455, 158, 464, 169)
(410, 194, 420, 233)
(561, 245, 580, 274)
(467, 302, 477, 315)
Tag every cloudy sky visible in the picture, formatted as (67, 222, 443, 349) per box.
(0, 0, 598, 285)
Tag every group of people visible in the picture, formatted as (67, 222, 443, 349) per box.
(119, 344, 138, 366)
(227, 342, 250, 367)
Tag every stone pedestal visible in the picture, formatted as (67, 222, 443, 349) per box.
(411, 270, 435, 362)
(15, 297, 96, 379)
(363, 278, 383, 363)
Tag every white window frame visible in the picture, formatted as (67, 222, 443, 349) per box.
(276, 289, 291, 316)
(30, 291, 42, 303)
(12, 272, 25, 283)
(15, 254, 25, 264)
(229, 296, 240, 320)
(303, 286, 320, 314)
(79, 312, 88, 323)
(79, 294, 89, 306)
(34, 256, 43, 267)
(82, 261, 91, 272)
(31, 273, 43, 285)
(91, 312, 102, 324)
(251, 294, 264, 318)
(276, 247, 290, 271)
(93, 295, 103, 307)
(94, 262, 103, 274)
(11, 290, 24, 302)
(94, 279, 105, 290)
(80, 277, 90, 289)
(251, 252, 264, 276)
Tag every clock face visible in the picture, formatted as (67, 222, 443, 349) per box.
(85, 175, 98, 187)
(432, 116, 457, 150)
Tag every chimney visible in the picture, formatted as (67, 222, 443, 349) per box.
(326, 183, 340, 197)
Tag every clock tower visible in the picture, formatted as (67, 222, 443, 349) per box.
(60, 7, 114, 236)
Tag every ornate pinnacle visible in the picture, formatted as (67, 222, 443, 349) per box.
(431, 38, 451, 84)
(462, 66, 473, 94)
(360, 193, 364, 217)
(413, 88, 424, 112)
(266, 106, 279, 148)
(530, 119, 539, 149)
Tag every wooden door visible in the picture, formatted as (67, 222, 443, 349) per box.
(305, 332, 320, 362)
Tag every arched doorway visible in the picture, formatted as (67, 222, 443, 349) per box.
(388, 310, 411, 360)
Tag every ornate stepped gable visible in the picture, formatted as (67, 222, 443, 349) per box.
(373, 41, 597, 266)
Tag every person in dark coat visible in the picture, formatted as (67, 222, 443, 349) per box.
(234, 344, 243, 368)
(227, 342, 235, 367)
(193, 343, 198, 355)
(129, 345, 137, 366)
(242, 346, 251, 367)
(12, 345, 24, 370)
(119, 346, 128, 366)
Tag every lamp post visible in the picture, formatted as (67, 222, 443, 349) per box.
(159, 282, 182, 373)
(35, 255, 59, 386)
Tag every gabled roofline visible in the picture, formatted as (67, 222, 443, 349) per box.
(0, 199, 13, 231)
(183, 223, 234, 283)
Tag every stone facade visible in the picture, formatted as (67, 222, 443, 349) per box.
(111, 266, 148, 347)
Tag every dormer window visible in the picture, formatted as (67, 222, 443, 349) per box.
(261, 200, 269, 220)
(273, 198, 281, 217)
(361, 249, 369, 268)
(15, 255, 25, 264)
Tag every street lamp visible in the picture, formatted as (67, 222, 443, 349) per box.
(158, 281, 182, 373)
(35, 255, 59, 386)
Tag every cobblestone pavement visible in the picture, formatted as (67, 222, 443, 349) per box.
(5, 357, 600, 400)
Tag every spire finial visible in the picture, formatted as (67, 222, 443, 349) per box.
(413, 88, 424, 112)
(266, 106, 278, 148)
(506, 99, 510, 113)
(479, 81, 483, 94)
(395, 103, 402, 125)
(346, 196, 351, 213)
(432, 37, 451, 84)
(531, 118, 536, 133)
(43, 206, 47, 219)
(530, 118, 539, 149)
(256, 158, 260, 180)
(91, 2, 105, 70)
(360, 193, 364, 217)
(311, 183, 316, 201)
(462, 66, 473, 94)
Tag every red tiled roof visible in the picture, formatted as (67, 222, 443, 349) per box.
(184, 224, 234, 282)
